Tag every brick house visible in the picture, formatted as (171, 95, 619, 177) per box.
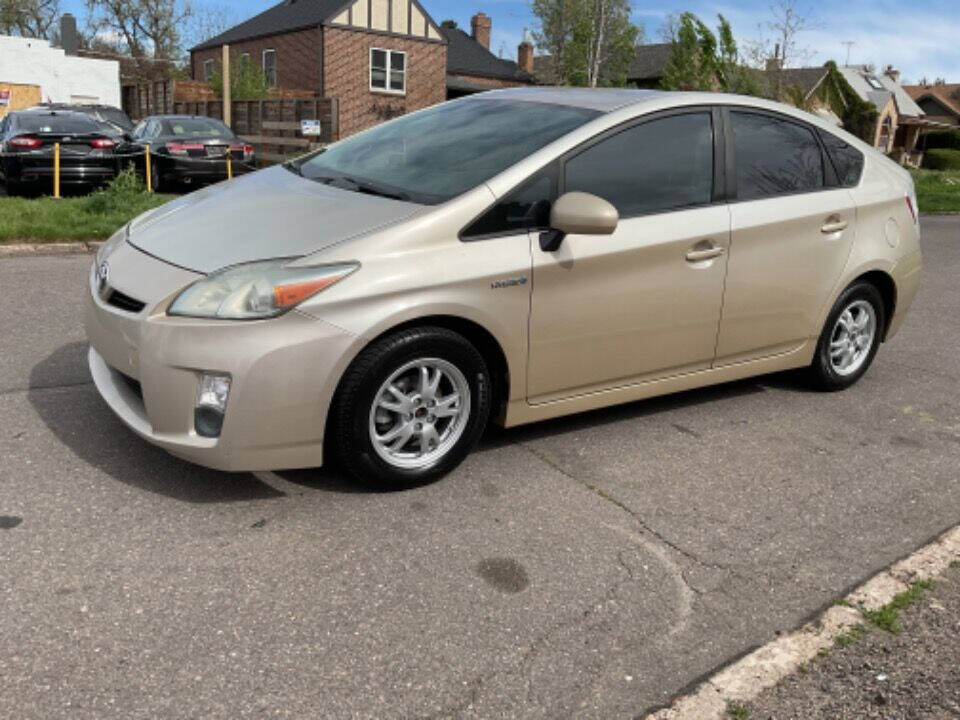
(190, 1, 534, 138)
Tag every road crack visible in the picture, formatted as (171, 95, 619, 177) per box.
(515, 439, 729, 573)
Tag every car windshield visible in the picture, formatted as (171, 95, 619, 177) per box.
(294, 98, 602, 204)
(165, 118, 231, 137)
(17, 113, 100, 134)
(94, 107, 133, 131)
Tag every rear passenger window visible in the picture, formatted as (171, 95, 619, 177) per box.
(818, 129, 865, 187)
(731, 111, 823, 200)
(564, 112, 714, 217)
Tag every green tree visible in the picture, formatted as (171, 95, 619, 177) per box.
(532, 0, 641, 87)
(0, 0, 60, 39)
(661, 13, 758, 94)
(817, 61, 879, 143)
(210, 53, 269, 101)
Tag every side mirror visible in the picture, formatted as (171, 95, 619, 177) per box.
(541, 192, 619, 251)
(551, 192, 618, 235)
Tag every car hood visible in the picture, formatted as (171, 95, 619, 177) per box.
(127, 165, 425, 274)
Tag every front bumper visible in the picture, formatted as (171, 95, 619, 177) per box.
(84, 253, 357, 472)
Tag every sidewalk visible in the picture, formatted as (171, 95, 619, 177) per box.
(745, 563, 960, 719)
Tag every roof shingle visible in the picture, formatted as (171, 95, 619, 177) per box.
(192, 0, 350, 50)
(440, 26, 531, 82)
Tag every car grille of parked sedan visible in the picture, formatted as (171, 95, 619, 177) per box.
(106, 289, 147, 314)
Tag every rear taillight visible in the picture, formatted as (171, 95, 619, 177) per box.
(90, 138, 115, 149)
(10, 136, 42, 149)
(229, 144, 254, 158)
(165, 142, 204, 155)
(905, 195, 917, 224)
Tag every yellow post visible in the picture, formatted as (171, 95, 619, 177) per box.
(144, 144, 152, 193)
(226, 154, 233, 181)
(53, 142, 60, 198)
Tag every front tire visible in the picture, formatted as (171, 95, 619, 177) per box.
(809, 282, 886, 391)
(330, 327, 492, 488)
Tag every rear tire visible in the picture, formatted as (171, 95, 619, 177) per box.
(330, 327, 492, 489)
(150, 159, 163, 193)
(808, 282, 886, 391)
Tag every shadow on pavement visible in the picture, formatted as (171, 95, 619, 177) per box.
(480, 369, 811, 450)
(31, 341, 815, 499)
(29, 342, 287, 504)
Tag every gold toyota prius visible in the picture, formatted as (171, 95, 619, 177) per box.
(86, 88, 922, 487)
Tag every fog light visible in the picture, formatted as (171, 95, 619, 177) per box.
(195, 373, 231, 438)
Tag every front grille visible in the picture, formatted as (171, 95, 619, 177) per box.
(117, 371, 143, 401)
(106, 289, 146, 314)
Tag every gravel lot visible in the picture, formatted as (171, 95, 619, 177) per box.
(1, 216, 958, 719)
(746, 566, 960, 719)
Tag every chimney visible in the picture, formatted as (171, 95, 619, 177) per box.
(518, 28, 534, 73)
(765, 42, 781, 71)
(471, 12, 492, 50)
(884, 64, 900, 84)
(61, 13, 79, 55)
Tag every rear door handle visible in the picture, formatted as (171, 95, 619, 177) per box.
(685, 246, 726, 262)
(821, 220, 849, 234)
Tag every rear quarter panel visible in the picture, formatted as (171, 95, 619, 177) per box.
(821, 151, 921, 339)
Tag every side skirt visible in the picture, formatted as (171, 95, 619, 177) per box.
(503, 340, 816, 428)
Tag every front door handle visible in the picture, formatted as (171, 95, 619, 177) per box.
(821, 219, 849, 234)
(685, 246, 726, 263)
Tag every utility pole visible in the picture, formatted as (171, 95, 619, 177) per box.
(841, 41, 855, 67)
(222, 44, 232, 128)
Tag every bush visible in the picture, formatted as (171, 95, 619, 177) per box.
(922, 148, 960, 171)
(83, 167, 146, 215)
(923, 129, 960, 151)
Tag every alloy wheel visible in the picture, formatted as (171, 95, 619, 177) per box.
(828, 299, 877, 377)
(368, 358, 471, 470)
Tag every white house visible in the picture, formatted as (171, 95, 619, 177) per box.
(0, 34, 120, 111)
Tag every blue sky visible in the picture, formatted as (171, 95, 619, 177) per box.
(61, 0, 960, 82)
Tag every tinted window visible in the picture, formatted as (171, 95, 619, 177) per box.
(818, 129, 864, 187)
(15, 113, 99, 133)
(731, 111, 824, 200)
(462, 168, 557, 238)
(296, 99, 601, 205)
(564, 113, 714, 217)
(163, 118, 231, 137)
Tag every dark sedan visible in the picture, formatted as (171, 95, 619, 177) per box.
(0, 110, 121, 195)
(27, 103, 134, 138)
(127, 115, 255, 191)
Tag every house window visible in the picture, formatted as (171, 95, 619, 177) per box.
(240, 52, 250, 66)
(203, 59, 215, 82)
(877, 115, 893, 150)
(262, 49, 277, 88)
(370, 48, 406, 94)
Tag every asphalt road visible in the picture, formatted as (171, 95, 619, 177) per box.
(1, 217, 958, 719)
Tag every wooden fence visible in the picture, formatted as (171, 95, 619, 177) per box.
(172, 98, 339, 165)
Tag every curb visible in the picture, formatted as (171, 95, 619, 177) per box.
(0, 241, 103, 258)
(647, 524, 960, 719)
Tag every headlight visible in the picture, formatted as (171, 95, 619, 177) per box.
(168, 259, 359, 320)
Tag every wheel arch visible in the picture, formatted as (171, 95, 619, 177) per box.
(324, 314, 512, 451)
(851, 269, 897, 341)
